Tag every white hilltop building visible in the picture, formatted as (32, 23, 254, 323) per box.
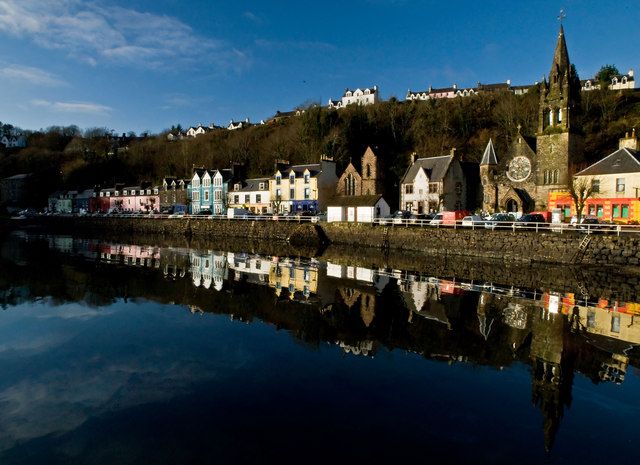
(328, 86, 379, 109)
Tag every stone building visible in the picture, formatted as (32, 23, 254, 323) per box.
(336, 146, 384, 197)
(480, 25, 584, 214)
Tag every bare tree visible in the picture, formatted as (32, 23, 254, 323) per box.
(568, 176, 596, 223)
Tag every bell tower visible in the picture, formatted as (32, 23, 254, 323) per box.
(535, 21, 584, 208)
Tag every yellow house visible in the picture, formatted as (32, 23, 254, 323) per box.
(269, 159, 337, 214)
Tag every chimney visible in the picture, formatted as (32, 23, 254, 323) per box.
(410, 152, 416, 164)
(450, 148, 457, 158)
(452, 83, 457, 90)
(619, 129, 639, 151)
(629, 69, 634, 78)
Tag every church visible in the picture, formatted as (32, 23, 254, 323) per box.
(481, 25, 584, 214)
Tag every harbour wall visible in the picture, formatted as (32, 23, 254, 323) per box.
(18, 216, 640, 267)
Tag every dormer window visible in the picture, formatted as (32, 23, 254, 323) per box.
(106, 192, 111, 197)
(100, 192, 104, 197)
(289, 173, 295, 183)
(114, 191, 119, 196)
(154, 188, 158, 194)
(304, 173, 310, 184)
(275, 175, 281, 185)
(139, 190, 144, 195)
(123, 190, 128, 195)
(259, 182, 265, 190)
(234, 183, 241, 191)
(146, 189, 151, 195)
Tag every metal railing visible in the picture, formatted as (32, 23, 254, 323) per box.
(36, 212, 640, 234)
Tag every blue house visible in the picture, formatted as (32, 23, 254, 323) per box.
(189, 166, 241, 214)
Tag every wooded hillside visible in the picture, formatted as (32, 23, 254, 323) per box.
(2, 88, 640, 206)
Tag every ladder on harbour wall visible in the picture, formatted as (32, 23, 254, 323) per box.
(382, 227, 390, 252)
(572, 235, 592, 264)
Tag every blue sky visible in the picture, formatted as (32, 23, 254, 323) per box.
(0, 0, 638, 134)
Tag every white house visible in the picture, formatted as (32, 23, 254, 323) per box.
(228, 118, 252, 130)
(327, 195, 390, 223)
(328, 86, 379, 109)
(227, 177, 271, 214)
(581, 69, 635, 91)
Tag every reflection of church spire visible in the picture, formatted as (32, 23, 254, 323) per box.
(530, 308, 574, 452)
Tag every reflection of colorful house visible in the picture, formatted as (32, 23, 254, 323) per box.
(99, 244, 161, 267)
(226, 252, 271, 284)
(268, 258, 318, 299)
(190, 251, 228, 291)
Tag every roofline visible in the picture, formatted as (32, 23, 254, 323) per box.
(575, 147, 640, 176)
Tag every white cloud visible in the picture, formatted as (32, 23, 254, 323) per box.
(0, 0, 245, 70)
(31, 99, 112, 115)
(0, 64, 66, 86)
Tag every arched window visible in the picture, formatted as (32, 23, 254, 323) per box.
(557, 108, 562, 123)
(553, 170, 559, 184)
(544, 170, 548, 185)
(366, 164, 371, 178)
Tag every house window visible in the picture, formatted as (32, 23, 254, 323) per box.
(591, 179, 600, 193)
(290, 188, 295, 199)
(405, 202, 413, 211)
(405, 184, 413, 194)
(244, 194, 250, 203)
(259, 182, 265, 190)
(123, 190, 128, 195)
(588, 204, 596, 216)
(275, 175, 281, 185)
(289, 173, 295, 183)
(192, 191, 200, 201)
(214, 190, 221, 201)
(276, 189, 281, 198)
(563, 205, 571, 218)
(596, 204, 603, 217)
(611, 315, 621, 333)
(304, 173, 310, 184)
(622, 204, 629, 218)
(429, 183, 439, 193)
(234, 184, 240, 191)
(616, 178, 625, 193)
(204, 190, 209, 202)
(366, 165, 371, 178)
(106, 192, 111, 197)
(613, 204, 620, 218)
(304, 188, 310, 199)
(256, 194, 261, 203)
(154, 188, 158, 194)
(234, 195, 239, 204)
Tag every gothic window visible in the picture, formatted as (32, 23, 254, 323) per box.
(366, 164, 371, 178)
(557, 108, 562, 123)
(553, 170, 559, 184)
(549, 109, 554, 126)
(543, 170, 548, 184)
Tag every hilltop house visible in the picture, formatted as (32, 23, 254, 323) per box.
(581, 69, 635, 91)
(328, 86, 379, 109)
(406, 80, 532, 101)
(269, 159, 337, 214)
(227, 118, 252, 130)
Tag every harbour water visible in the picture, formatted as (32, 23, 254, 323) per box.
(0, 231, 638, 464)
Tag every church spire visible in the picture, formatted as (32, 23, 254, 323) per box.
(549, 25, 572, 88)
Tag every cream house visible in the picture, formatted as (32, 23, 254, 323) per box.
(228, 177, 271, 214)
(399, 149, 468, 213)
(269, 159, 337, 213)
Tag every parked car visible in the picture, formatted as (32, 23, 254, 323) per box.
(430, 210, 470, 226)
(577, 217, 611, 234)
(484, 213, 516, 230)
(379, 210, 414, 225)
(514, 213, 549, 230)
(461, 215, 485, 227)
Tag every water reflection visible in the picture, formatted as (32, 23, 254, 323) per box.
(1, 232, 639, 463)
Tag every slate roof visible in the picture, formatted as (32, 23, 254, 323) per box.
(235, 178, 270, 192)
(287, 163, 322, 177)
(328, 195, 386, 207)
(480, 139, 498, 165)
(401, 155, 453, 184)
(576, 148, 640, 176)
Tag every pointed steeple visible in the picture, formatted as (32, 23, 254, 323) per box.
(480, 139, 497, 165)
(549, 25, 570, 83)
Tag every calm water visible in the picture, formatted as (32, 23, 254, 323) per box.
(0, 232, 639, 464)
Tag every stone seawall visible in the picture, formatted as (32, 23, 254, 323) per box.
(321, 223, 640, 266)
(22, 217, 640, 267)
